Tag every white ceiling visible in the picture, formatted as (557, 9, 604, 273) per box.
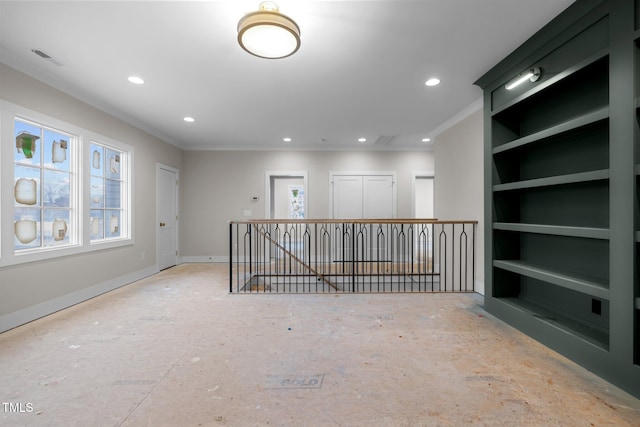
(0, 0, 575, 151)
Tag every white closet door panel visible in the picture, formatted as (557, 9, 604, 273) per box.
(363, 175, 394, 219)
(333, 176, 363, 219)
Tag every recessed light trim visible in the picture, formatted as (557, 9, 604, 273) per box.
(128, 76, 144, 85)
(184, 117, 195, 123)
(425, 78, 440, 87)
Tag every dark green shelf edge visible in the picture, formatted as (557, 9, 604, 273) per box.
(635, 164, 640, 175)
(491, 297, 609, 351)
(636, 231, 640, 242)
(636, 297, 640, 310)
(493, 260, 609, 300)
(493, 222, 610, 239)
(491, 48, 610, 116)
(493, 169, 609, 192)
(493, 107, 609, 155)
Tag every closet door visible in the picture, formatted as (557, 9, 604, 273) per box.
(332, 175, 363, 219)
(363, 175, 393, 219)
(332, 174, 394, 219)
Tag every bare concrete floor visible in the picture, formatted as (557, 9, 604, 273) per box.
(1, 263, 639, 426)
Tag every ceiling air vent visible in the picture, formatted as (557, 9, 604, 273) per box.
(374, 135, 397, 145)
(31, 49, 63, 66)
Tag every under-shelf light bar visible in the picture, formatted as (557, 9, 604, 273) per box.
(505, 67, 542, 90)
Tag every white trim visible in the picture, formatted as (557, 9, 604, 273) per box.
(0, 266, 156, 334)
(181, 255, 228, 263)
(264, 171, 309, 219)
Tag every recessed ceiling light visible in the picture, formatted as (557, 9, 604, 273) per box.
(425, 78, 440, 87)
(358, 137, 367, 143)
(184, 117, 195, 123)
(128, 76, 144, 85)
(283, 137, 292, 142)
(422, 138, 431, 142)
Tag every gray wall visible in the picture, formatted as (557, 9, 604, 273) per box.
(0, 64, 183, 331)
(0, 63, 485, 332)
(434, 109, 485, 294)
(179, 150, 434, 260)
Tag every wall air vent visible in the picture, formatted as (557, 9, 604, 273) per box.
(374, 135, 398, 145)
(31, 49, 63, 66)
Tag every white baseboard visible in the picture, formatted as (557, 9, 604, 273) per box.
(0, 266, 157, 334)
(180, 255, 228, 263)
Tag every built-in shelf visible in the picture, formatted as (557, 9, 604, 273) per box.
(493, 260, 610, 300)
(635, 96, 640, 109)
(493, 223, 610, 240)
(493, 107, 609, 155)
(635, 164, 640, 175)
(636, 231, 640, 242)
(493, 169, 609, 192)
(500, 297, 609, 350)
(636, 297, 640, 310)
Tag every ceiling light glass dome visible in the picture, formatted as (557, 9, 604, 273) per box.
(237, 2, 301, 59)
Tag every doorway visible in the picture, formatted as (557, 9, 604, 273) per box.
(412, 172, 435, 219)
(265, 171, 308, 219)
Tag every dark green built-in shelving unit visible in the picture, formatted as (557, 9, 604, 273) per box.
(476, 0, 640, 398)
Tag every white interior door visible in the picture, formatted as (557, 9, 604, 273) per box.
(331, 173, 395, 219)
(157, 165, 178, 270)
(333, 175, 363, 218)
(363, 175, 394, 218)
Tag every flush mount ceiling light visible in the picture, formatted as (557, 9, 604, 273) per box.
(238, 1, 301, 59)
(505, 67, 542, 90)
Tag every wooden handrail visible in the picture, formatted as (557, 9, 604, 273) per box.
(230, 219, 478, 225)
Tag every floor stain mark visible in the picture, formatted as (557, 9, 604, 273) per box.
(265, 373, 325, 389)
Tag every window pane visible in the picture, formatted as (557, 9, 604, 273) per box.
(90, 176, 104, 209)
(15, 121, 41, 166)
(106, 148, 121, 180)
(105, 179, 121, 209)
(44, 129, 70, 171)
(90, 210, 104, 240)
(14, 166, 40, 207)
(14, 208, 41, 249)
(91, 144, 104, 176)
(106, 210, 121, 239)
(43, 169, 70, 207)
(44, 209, 70, 246)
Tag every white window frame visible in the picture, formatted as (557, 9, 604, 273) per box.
(88, 139, 131, 245)
(0, 100, 134, 267)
